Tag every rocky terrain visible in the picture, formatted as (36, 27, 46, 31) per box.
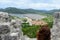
(0, 12, 23, 40)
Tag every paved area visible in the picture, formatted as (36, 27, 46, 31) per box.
(30, 38, 37, 40)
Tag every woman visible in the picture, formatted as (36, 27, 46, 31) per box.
(37, 24, 51, 40)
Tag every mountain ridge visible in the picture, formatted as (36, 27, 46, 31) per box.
(0, 7, 60, 15)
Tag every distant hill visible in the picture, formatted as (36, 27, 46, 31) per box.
(0, 7, 60, 15)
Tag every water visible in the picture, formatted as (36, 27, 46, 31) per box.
(9, 14, 25, 18)
(9, 14, 46, 19)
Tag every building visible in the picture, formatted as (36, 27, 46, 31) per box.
(30, 20, 47, 26)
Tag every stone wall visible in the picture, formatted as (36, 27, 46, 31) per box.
(51, 12, 60, 40)
(0, 12, 23, 40)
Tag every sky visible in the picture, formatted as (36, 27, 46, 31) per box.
(0, 0, 60, 10)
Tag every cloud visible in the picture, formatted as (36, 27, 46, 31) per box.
(28, 3, 60, 10)
(0, 0, 60, 10)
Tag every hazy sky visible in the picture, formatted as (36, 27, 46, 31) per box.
(0, 0, 60, 10)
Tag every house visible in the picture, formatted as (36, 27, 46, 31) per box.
(30, 20, 47, 26)
(24, 17, 47, 26)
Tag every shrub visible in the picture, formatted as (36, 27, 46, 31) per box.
(21, 18, 27, 22)
(22, 25, 40, 38)
(42, 16, 53, 28)
(21, 23, 30, 28)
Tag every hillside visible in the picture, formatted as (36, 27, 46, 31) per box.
(0, 7, 47, 14)
(0, 7, 60, 15)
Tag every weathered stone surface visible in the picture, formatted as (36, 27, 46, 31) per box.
(4, 35, 18, 40)
(0, 12, 23, 40)
(0, 25, 10, 34)
(51, 12, 60, 40)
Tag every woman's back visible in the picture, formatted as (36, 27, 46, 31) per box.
(37, 25, 51, 40)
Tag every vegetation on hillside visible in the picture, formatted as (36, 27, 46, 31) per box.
(0, 7, 59, 15)
(22, 16, 53, 38)
(42, 16, 53, 28)
(22, 24, 40, 38)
